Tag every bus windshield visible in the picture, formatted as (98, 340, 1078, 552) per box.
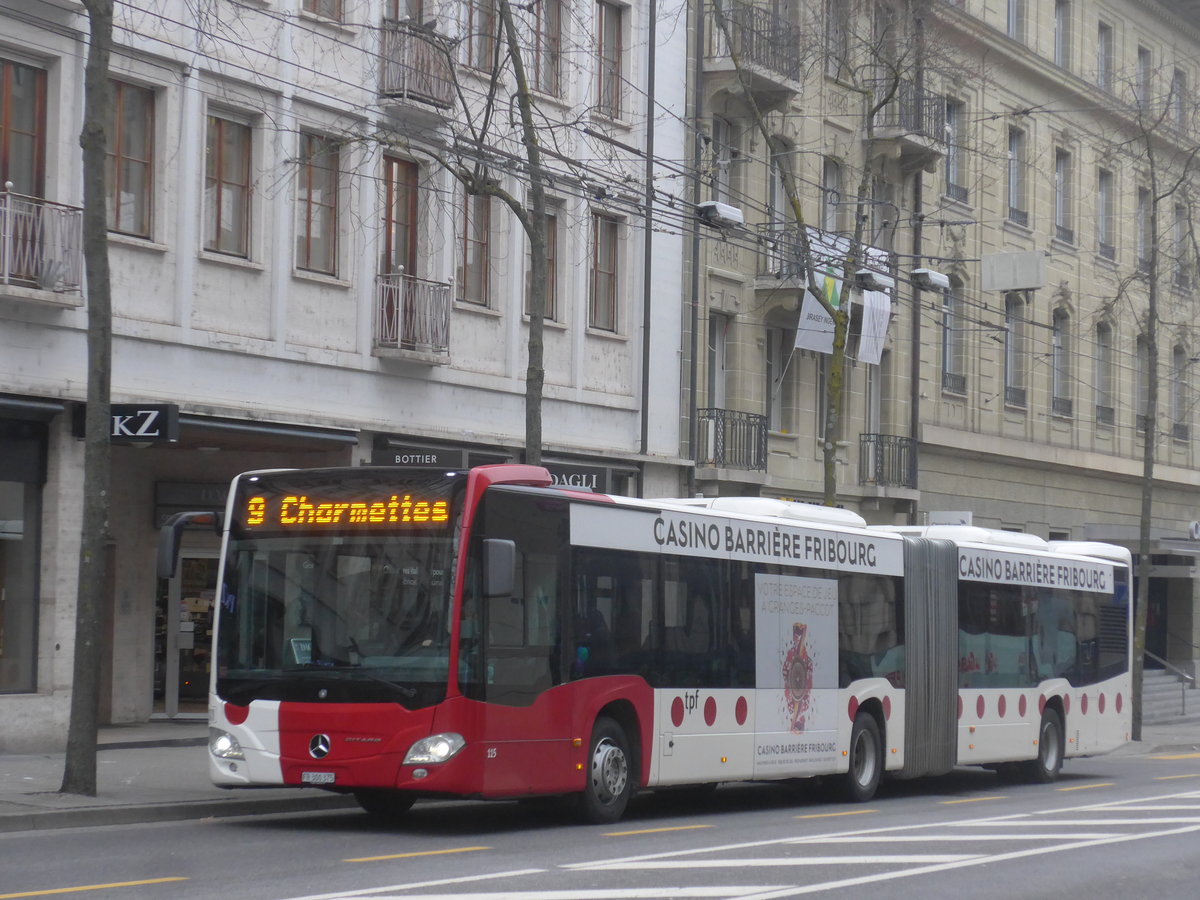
(215, 469, 467, 707)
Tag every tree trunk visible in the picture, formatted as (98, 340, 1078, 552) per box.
(497, 0, 547, 467)
(61, 0, 114, 797)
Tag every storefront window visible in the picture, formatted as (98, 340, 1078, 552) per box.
(0, 421, 44, 694)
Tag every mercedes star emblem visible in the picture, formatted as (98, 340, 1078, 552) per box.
(309, 734, 332, 759)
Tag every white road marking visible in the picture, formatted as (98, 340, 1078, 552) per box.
(578, 854, 979, 869)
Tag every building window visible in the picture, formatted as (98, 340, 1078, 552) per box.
(295, 133, 338, 275)
(1169, 68, 1189, 129)
(1175, 203, 1191, 288)
(302, 0, 343, 21)
(204, 115, 251, 257)
(708, 312, 729, 409)
(106, 81, 154, 238)
(382, 156, 418, 276)
(766, 326, 792, 432)
(0, 420, 44, 694)
(531, 0, 563, 96)
(525, 210, 558, 321)
(1007, 0, 1025, 42)
(821, 157, 841, 232)
(825, 0, 850, 80)
(0, 59, 47, 196)
(710, 117, 740, 205)
(596, 0, 623, 119)
(1004, 292, 1026, 407)
(1095, 321, 1114, 425)
(942, 282, 966, 394)
(1097, 168, 1115, 260)
(1007, 127, 1027, 225)
(457, 192, 491, 306)
(1097, 22, 1113, 92)
(945, 98, 967, 202)
(1054, 148, 1073, 243)
(1136, 46, 1152, 109)
(466, 0, 497, 70)
(1052, 308, 1072, 416)
(589, 212, 619, 331)
(1136, 186, 1151, 271)
(1136, 334, 1151, 433)
(1054, 1, 1071, 68)
(1171, 345, 1190, 440)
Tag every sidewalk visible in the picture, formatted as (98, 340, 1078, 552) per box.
(2, 717, 1199, 834)
(0, 719, 356, 834)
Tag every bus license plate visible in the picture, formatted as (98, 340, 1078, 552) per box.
(302, 771, 336, 785)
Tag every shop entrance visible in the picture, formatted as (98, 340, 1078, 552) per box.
(155, 553, 217, 717)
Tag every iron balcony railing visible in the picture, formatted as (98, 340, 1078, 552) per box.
(375, 271, 451, 355)
(697, 408, 768, 471)
(753, 223, 850, 280)
(869, 77, 946, 143)
(705, 0, 801, 83)
(859, 433, 917, 490)
(379, 19, 454, 108)
(1, 188, 83, 293)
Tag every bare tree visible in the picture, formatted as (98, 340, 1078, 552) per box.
(61, 0, 114, 797)
(379, 0, 643, 467)
(1104, 71, 1200, 741)
(710, 0, 947, 504)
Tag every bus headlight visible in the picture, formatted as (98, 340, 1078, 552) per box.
(209, 728, 245, 760)
(404, 732, 465, 765)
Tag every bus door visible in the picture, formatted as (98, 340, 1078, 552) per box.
(155, 552, 218, 717)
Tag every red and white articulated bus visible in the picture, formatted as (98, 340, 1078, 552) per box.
(158, 464, 1132, 823)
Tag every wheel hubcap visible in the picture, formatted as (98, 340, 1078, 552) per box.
(590, 738, 628, 803)
(853, 733, 876, 786)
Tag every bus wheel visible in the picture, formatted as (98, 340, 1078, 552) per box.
(578, 717, 634, 824)
(843, 713, 883, 802)
(1022, 709, 1064, 783)
(353, 788, 416, 820)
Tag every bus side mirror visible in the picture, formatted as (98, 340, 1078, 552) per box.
(157, 511, 224, 579)
(483, 538, 516, 598)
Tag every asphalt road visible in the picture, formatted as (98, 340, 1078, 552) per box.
(3, 750, 1199, 900)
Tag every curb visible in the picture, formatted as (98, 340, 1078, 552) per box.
(0, 793, 358, 834)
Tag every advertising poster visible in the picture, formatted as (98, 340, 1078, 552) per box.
(754, 572, 839, 776)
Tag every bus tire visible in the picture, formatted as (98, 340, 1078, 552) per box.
(578, 716, 634, 824)
(843, 713, 883, 802)
(353, 788, 416, 820)
(1022, 709, 1064, 783)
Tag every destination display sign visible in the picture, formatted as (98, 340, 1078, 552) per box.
(233, 471, 459, 535)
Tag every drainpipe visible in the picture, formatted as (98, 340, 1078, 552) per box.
(686, 0, 706, 498)
(639, 1, 657, 492)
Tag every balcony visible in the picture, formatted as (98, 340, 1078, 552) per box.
(859, 433, 917, 489)
(755, 222, 807, 282)
(869, 77, 946, 169)
(373, 272, 451, 364)
(1, 188, 83, 307)
(379, 19, 454, 110)
(704, 1, 801, 112)
(697, 408, 767, 471)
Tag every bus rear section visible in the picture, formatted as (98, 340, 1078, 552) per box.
(888, 526, 1132, 783)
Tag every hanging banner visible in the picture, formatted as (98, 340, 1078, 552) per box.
(855, 289, 891, 365)
(794, 229, 849, 355)
(794, 289, 838, 354)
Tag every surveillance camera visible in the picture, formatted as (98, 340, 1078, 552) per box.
(854, 269, 896, 292)
(696, 200, 744, 228)
(912, 268, 950, 290)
